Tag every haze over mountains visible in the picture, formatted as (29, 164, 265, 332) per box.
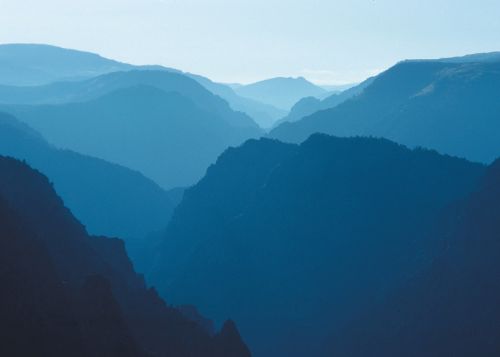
(234, 77, 327, 111)
(0, 111, 175, 257)
(1, 42, 500, 357)
(275, 77, 375, 126)
(0, 44, 132, 86)
(0, 44, 286, 128)
(0, 70, 262, 188)
(270, 55, 500, 163)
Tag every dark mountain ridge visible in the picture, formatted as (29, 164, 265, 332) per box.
(148, 134, 485, 357)
(0, 155, 251, 357)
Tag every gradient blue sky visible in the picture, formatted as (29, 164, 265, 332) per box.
(1, 0, 499, 84)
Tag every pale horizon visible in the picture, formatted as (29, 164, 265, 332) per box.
(2, 0, 500, 85)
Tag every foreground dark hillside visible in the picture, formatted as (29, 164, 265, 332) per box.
(0, 156, 251, 357)
(328, 159, 500, 357)
(149, 134, 485, 357)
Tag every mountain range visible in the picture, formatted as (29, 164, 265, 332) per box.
(147, 134, 485, 357)
(0, 111, 178, 263)
(0, 70, 263, 188)
(2, 42, 500, 357)
(0, 43, 132, 86)
(0, 44, 285, 128)
(234, 77, 327, 111)
(270, 56, 500, 163)
(274, 76, 375, 126)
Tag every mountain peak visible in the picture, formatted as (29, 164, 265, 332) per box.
(235, 76, 326, 110)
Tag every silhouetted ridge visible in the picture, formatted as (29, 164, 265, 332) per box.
(213, 320, 252, 357)
(0, 195, 86, 357)
(148, 133, 484, 357)
(0, 156, 251, 356)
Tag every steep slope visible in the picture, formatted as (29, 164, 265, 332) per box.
(328, 159, 500, 357)
(2, 84, 262, 188)
(0, 43, 132, 86)
(270, 58, 500, 163)
(0, 112, 174, 250)
(149, 134, 485, 357)
(235, 77, 327, 110)
(0, 156, 251, 357)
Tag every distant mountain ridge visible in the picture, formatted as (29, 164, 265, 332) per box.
(409, 51, 500, 64)
(0, 69, 258, 129)
(0, 43, 132, 86)
(234, 77, 327, 110)
(184, 73, 286, 128)
(274, 76, 375, 126)
(0, 43, 284, 128)
(270, 58, 500, 163)
(0, 71, 263, 189)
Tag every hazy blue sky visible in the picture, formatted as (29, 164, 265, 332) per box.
(1, 0, 499, 84)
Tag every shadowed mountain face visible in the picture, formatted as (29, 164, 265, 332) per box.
(148, 134, 485, 357)
(0, 44, 132, 86)
(328, 159, 500, 357)
(0, 112, 174, 254)
(0, 155, 251, 357)
(270, 60, 500, 163)
(235, 77, 327, 110)
(0, 73, 263, 188)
